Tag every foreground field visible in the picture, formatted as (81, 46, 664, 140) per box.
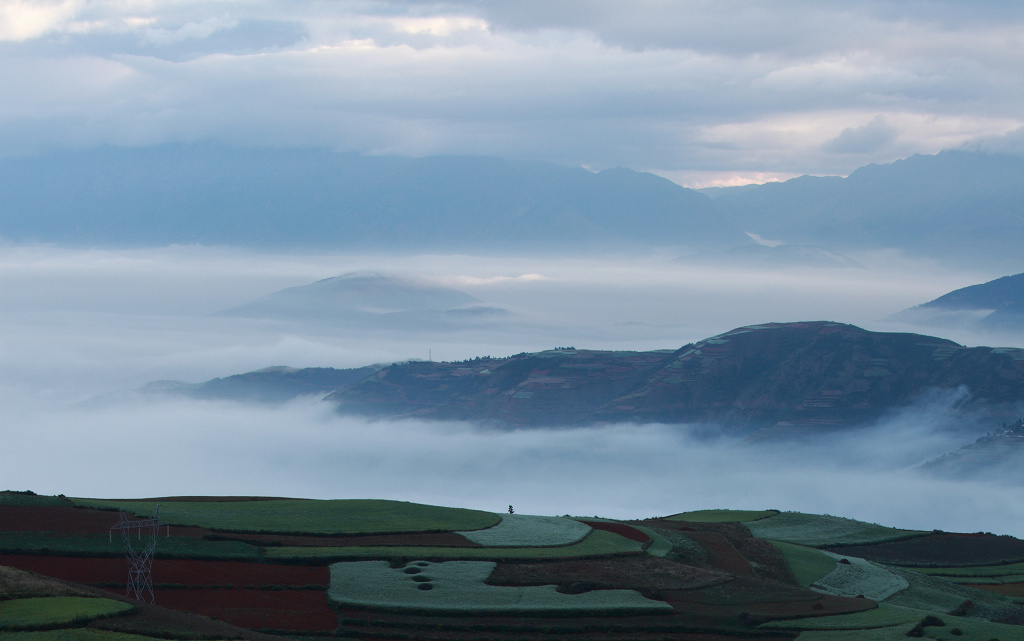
(2, 491, 1022, 641)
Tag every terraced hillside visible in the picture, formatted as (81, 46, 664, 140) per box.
(2, 490, 1022, 640)
(326, 322, 1024, 434)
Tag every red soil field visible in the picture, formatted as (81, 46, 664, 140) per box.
(156, 587, 337, 632)
(969, 582, 1024, 598)
(0, 505, 124, 532)
(203, 531, 479, 547)
(825, 533, 1024, 566)
(0, 554, 328, 587)
(579, 520, 651, 544)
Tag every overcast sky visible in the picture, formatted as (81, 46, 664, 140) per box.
(3, 1, 1024, 185)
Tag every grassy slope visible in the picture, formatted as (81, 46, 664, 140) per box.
(746, 512, 926, 547)
(0, 597, 134, 630)
(668, 509, 778, 522)
(771, 540, 838, 587)
(70, 498, 500, 535)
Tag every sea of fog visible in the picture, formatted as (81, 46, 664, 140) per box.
(3, 245, 1023, 536)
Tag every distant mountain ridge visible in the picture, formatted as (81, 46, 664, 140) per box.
(2, 145, 1023, 264)
(893, 272, 1024, 330)
(219, 272, 506, 330)
(150, 321, 1024, 435)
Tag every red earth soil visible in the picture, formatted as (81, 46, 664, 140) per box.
(153, 587, 338, 632)
(579, 520, 651, 544)
(825, 533, 1024, 566)
(969, 582, 1024, 598)
(0, 505, 125, 532)
(0, 554, 328, 586)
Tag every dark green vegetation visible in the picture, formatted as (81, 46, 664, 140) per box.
(68, 498, 500, 536)
(2, 491, 1023, 640)
(325, 322, 1024, 434)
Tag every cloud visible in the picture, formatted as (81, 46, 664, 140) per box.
(0, 1, 1023, 178)
(3, 394, 1023, 537)
(2, 246, 1022, 536)
(822, 115, 900, 154)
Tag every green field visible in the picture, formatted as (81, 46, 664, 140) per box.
(632, 526, 673, 557)
(909, 561, 1024, 578)
(0, 597, 134, 630)
(746, 512, 926, 547)
(264, 528, 644, 561)
(770, 540, 837, 587)
(759, 603, 925, 631)
(70, 498, 500, 535)
(668, 509, 778, 523)
(0, 532, 259, 559)
(327, 559, 671, 614)
(0, 493, 71, 508)
(792, 623, 918, 640)
(458, 515, 591, 547)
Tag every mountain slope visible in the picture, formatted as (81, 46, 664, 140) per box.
(0, 145, 740, 251)
(325, 322, 1024, 432)
(893, 272, 1024, 330)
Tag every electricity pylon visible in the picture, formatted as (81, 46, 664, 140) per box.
(110, 504, 165, 603)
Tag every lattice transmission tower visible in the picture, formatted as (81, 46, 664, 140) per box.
(109, 504, 166, 603)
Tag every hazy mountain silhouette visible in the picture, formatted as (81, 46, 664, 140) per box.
(892, 272, 1024, 330)
(3, 145, 1022, 264)
(0, 145, 738, 252)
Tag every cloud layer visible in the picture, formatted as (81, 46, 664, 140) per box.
(2, 1, 1023, 183)
(3, 245, 1024, 536)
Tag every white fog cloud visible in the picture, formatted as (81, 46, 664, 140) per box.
(2, 246, 1022, 535)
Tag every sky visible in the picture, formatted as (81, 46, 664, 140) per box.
(2, 1, 1024, 186)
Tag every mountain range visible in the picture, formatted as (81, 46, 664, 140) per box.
(3, 145, 1023, 266)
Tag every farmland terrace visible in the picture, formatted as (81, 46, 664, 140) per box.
(2, 491, 1024, 640)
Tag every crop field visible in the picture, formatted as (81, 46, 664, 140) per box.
(327, 559, 673, 614)
(759, 603, 924, 631)
(811, 552, 908, 601)
(771, 541, 837, 587)
(631, 525, 672, 556)
(790, 623, 918, 640)
(70, 498, 500, 535)
(0, 596, 134, 630)
(746, 512, 926, 547)
(4, 494, 1024, 641)
(262, 528, 645, 561)
(0, 533, 260, 559)
(909, 561, 1024, 578)
(669, 509, 779, 523)
(825, 532, 1024, 567)
(458, 514, 591, 546)
(155, 588, 338, 632)
(0, 630, 168, 641)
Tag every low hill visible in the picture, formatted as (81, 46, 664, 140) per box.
(326, 322, 1024, 434)
(3, 491, 1023, 640)
(219, 272, 508, 331)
